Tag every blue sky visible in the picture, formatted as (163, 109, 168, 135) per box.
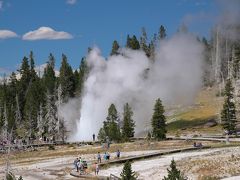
(0, 0, 219, 73)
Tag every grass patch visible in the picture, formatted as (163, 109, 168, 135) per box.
(167, 118, 210, 131)
(211, 142, 240, 148)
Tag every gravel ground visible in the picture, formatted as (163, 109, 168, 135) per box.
(0, 150, 159, 180)
(1, 147, 240, 179)
(98, 148, 222, 179)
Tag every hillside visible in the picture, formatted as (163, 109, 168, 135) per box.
(167, 86, 224, 136)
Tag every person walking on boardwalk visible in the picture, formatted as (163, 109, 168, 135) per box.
(93, 133, 95, 141)
(97, 152, 101, 163)
(74, 158, 79, 172)
(116, 149, 120, 159)
(94, 162, 99, 175)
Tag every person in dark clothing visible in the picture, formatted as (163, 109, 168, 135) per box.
(97, 152, 101, 163)
(93, 134, 95, 141)
(74, 158, 79, 172)
(116, 149, 120, 158)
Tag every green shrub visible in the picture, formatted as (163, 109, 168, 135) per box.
(120, 161, 137, 180)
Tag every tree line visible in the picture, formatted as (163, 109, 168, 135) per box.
(0, 25, 168, 143)
(1, 23, 239, 142)
(0, 52, 89, 142)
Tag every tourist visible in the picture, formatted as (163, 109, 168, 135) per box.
(74, 158, 79, 172)
(104, 152, 107, 160)
(93, 133, 95, 141)
(97, 152, 101, 163)
(104, 152, 110, 160)
(94, 162, 99, 175)
(106, 152, 110, 160)
(116, 149, 120, 159)
(78, 158, 84, 174)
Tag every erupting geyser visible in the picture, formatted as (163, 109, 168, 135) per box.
(70, 33, 204, 141)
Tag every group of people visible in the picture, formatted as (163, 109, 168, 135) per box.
(73, 157, 86, 174)
(97, 151, 110, 162)
(193, 142, 203, 148)
(73, 150, 121, 176)
(97, 150, 121, 163)
(73, 157, 99, 175)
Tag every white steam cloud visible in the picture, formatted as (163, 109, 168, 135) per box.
(69, 32, 204, 141)
(216, 0, 240, 41)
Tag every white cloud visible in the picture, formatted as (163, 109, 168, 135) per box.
(0, 30, 18, 39)
(22, 27, 73, 40)
(66, 0, 77, 5)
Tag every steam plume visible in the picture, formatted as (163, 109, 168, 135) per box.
(70, 32, 204, 141)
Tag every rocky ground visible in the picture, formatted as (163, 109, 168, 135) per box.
(179, 146, 240, 179)
(99, 146, 240, 180)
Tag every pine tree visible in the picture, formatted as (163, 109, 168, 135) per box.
(111, 40, 120, 56)
(126, 35, 131, 48)
(24, 87, 38, 138)
(29, 51, 37, 81)
(158, 25, 167, 40)
(163, 159, 186, 180)
(59, 54, 75, 102)
(19, 57, 31, 93)
(221, 79, 237, 134)
(97, 127, 106, 141)
(151, 98, 167, 140)
(24, 75, 41, 138)
(77, 57, 88, 96)
(120, 161, 137, 180)
(131, 35, 140, 50)
(18, 57, 31, 120)
(102, 104, 121, 142)
(8, 73, 19, 136)
(43, 53, 56, 95)
(122, 103, 135, 141)
(140, 27, 150, 57)
(73, 70, 79, 95)
(126, 35, 140, 50)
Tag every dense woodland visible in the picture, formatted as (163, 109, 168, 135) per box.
(0, 24, 240, 143)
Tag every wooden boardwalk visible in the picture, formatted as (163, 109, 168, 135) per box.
(98, 146, 211, 167)
(70, 146, 211, 179)
(172, 136, 240, 142)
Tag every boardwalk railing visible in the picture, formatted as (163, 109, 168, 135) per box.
(110, 174, 121, 180)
